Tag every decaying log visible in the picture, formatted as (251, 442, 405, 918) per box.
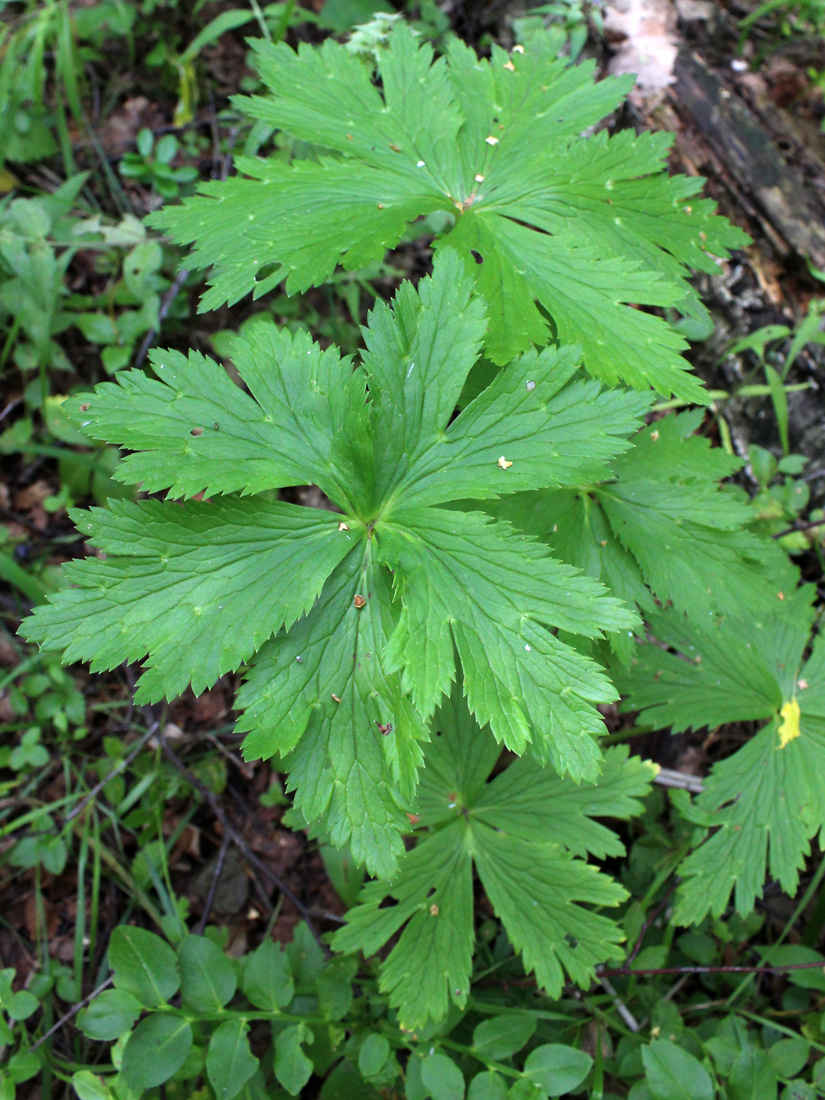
(671, 49, 825, 269)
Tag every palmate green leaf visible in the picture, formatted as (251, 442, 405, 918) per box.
(381, 342, 651, 511)
(24, 498, 354, 702)
(617, 587, 825, 923)
(333, 687, 656, 1027)
(23, 252, 646, 876)
(237, 547, 426, 879)
(74, 326, 372, 511)
(491, 411, 790, 661)
(380, 507, 638, 781)
(150, 24, 746, 398)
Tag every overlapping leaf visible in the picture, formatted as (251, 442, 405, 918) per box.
(23, 252, 646, 875)
(151, 25, 746, 398)
(333, 688, 656, 1027)
(616, 587, 825, 924)
(74, 327, 373, 511)
(491, 410, 790, 661)
(24, 498, 353, 702)
(380, 507, 634, 781)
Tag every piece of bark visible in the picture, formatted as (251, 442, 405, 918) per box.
(672, 49, 825, 269)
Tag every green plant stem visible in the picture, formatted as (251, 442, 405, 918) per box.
(153, 1003, 334, 1028)
(272, 0, 297, 41)
(734, 1009, 825, 1056)
(439, 1038, 522, 1080)
(77, 826, 166, 930)
(248, 0, 273, 41)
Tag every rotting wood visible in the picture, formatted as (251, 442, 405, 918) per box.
(671, 49, 825, 269)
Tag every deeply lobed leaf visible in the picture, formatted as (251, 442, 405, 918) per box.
(490, 410, 792, 664)
(334, 688, 656, 1027)
(25, 252, 647, 874)
(617, 587, 825, 922)
(151, 25, 747, 398)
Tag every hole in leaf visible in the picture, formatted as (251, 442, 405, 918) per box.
(255, 261, 280, 282)
(470, 249, 484, 265)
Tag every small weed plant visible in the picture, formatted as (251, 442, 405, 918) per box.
(15, 16, 825, 1098)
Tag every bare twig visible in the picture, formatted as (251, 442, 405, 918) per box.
(157, 732, 329, 953)
(195, 831, 232, 935)
(600, 960, 825, 979)
(28, 976, 114, 1053)
(476, 959, 825, 991)
(0, 398, 22, 423)
(626, 889, 675, 968)
(772, 518, 825, 540)
(599, 974, 640, 1032)
(221, 125, 240, 182)
(133, 267, 190, 368)
(653, 767, 704, 794)
(0, 503, 59, 538)
(65, 724, 158, 822)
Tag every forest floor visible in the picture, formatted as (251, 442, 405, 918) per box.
(3, 0, 825, 1097)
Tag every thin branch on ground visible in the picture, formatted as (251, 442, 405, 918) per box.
(626, 888, 675, 968)
(133, 266, 190, 367)
(157, 731, 329, 953)
(772, 518, 825, 539)
(65, 724, 158, 822)
(477, 959, 825, 990)
(599, 974, 640, 1032)
(195, 830, 232, 935)
(28, 977, 114, 1053)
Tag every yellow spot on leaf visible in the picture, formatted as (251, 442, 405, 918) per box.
(498, 455, 513, 469)
(338, 522, 350, 532)
(485, 135, 499, 146)
(503, 60, 515, 71)
(778, 699, 801, 748)
(429, 904, 439, 916)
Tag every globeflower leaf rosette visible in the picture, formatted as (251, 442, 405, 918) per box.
(23, 251, 647, 877)
(149, 22, 747, 400)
